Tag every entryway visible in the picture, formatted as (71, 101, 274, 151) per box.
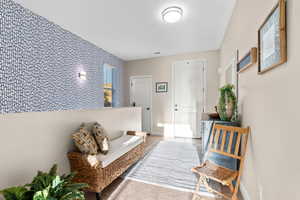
(130, 76, 152, 133)
(172, 60, 206, 138)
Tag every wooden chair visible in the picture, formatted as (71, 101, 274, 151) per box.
(192, 124, 250, 200)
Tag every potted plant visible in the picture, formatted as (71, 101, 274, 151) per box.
(0, 164, 87, 200)
(217, 84, 238, 121)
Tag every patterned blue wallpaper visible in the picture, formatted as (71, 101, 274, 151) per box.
(0, 0, 124, 114)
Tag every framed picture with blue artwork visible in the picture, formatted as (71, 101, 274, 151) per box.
(237, 48, 257, 73)
(156, 82, 168, 93)
(258, 0, 287, 74)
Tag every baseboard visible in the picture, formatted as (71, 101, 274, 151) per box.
(149, 132, 163, 136)
(240, 182, 251, 200)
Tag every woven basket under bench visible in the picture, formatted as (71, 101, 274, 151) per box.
(67, 140, 145, 195)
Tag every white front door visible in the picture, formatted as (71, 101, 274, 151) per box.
(172, 60, 205, 138)
(130, 76, 152, 133)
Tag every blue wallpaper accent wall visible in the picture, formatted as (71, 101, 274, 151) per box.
(0, 0, 124, 114)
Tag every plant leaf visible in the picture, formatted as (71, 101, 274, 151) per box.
(60, 191, 85, 200)
(65, 183, 88, 191)
(1, 164, 88, 200)
(0, 186, 30, 200)
(33, 186, 50, 200)
(51, 176, 62, 189)
(49, 165, 58, 176)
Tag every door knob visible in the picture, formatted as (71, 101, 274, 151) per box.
(146, 107, 150, 110)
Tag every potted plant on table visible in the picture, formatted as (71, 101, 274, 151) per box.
(217, 84, 238, 122)
(0, 164, 87, 200)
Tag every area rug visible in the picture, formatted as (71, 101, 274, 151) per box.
(124, 140, 214, 194)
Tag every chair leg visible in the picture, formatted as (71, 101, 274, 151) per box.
(229, 182, 234, 193)
(192, 178, 202, 200)
(232, 194, 239, 200)
(200, 176, 212, 193)
(95, 192, 101, 200)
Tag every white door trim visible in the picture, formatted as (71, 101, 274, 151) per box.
(171, 59, 207, 137)
(129, 75, 153, 133)
(218, 51, 238, 94)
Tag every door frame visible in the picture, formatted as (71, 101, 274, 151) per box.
(129, 75, 153, 133)
(171, 59, 207, 138)
(217, 50, 238, 95)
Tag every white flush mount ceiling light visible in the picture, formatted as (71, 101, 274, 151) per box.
(162, 6, 183, 23)
(78, 71, 87, 80)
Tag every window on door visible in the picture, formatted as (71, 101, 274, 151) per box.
(103, 64, 115, 107)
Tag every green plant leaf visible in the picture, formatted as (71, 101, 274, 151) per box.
(33, 186, 50, 200)
(47, 197, 58, 200)
(60, 191, 85, 200)
(49, 165, 58, 177)
(60, 172, 76, 183)
(65, 183, 88, 191)
(51, 176, 62, 189)
(0, 186, 30, 200)
(1, 164, 87, 200)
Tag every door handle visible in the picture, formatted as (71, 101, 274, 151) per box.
(174, 109, 178, 111)
(146, 107, 150, 110)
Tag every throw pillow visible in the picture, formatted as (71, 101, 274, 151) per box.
(72, 123, 98, 155)
(92, 122, 110, 155)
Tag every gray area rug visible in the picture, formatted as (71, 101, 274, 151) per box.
(124, 140, 211, 193)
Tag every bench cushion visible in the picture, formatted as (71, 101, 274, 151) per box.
(96, 135, 143, 168)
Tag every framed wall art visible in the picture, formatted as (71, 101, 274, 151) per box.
(237, 48, 257, 73)
(156, 82, 168, 93)
(258, 0, 287, 74)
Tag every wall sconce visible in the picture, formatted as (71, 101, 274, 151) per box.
(78, 71, 87, 80)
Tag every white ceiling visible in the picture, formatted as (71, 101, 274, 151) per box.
(13, 0, 236, 61)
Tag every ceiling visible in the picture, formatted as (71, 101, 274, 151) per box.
(13, 0, 236, 61)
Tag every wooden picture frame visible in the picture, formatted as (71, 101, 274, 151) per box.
(258, 0, 287, 74)
(237, 48, 257, 73)
(156, 82, 168, 93)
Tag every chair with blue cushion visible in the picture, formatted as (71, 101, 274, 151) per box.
(192, 124, 250, 200)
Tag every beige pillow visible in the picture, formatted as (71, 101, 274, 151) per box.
(92, 122, 110, 155)
(72, 123, 98, 155)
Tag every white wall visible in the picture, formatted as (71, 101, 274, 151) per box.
(124, 51, 220, 135)
(220, 0, 300, 199)
(0, 107, 141, 191)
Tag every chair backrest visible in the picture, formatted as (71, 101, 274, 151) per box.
(208, 124, 250, 160)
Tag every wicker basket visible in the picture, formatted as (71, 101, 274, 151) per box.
(68, 141, 145, 193)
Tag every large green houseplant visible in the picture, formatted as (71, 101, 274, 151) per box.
(217, 84, 238, 121)
(0, 164, 88, 200)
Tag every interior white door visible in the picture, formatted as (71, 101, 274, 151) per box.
(173, 60, 205, 138)
(130, 77, 152, 133)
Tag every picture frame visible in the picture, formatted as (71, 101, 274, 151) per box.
(156, 82, 168, 93)
(258, 0, 287, 74)
(237, 48, 257, 73)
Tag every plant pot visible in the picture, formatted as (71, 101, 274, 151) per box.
(217, 100, 235, 121)
(225, 101, 234, 120)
